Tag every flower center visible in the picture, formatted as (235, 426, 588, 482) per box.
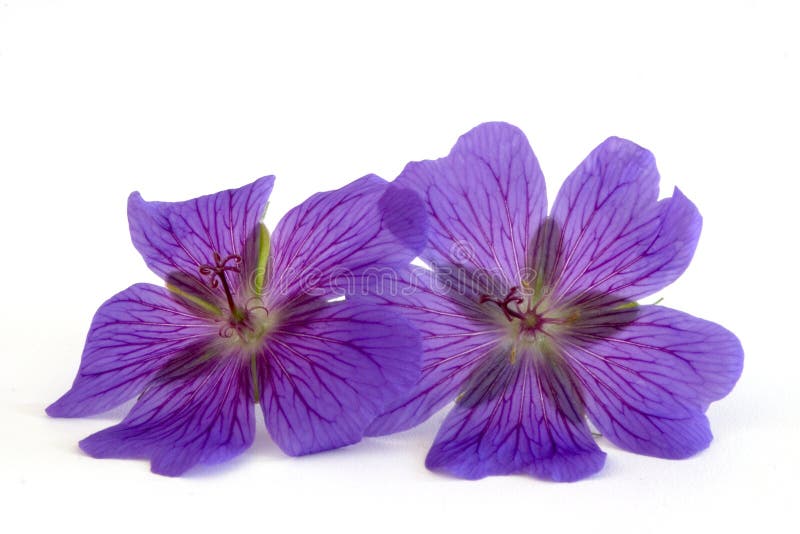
(479, 286, 547, 335)
(198, 251, 271, 341)
(478, 286, 574, 365)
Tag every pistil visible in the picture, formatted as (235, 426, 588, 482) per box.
(479, 287, 527, 322)
(199, 252, 243, 318)
(480, 286, 553, 340)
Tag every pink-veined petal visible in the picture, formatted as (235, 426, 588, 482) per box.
(395, 122, 547, 285)
(47, 284, 217, 417)
(258, 298, 421, 455)
(361, 267, 504, 436)
(549, 138, 701, 304)
(426, 349, 605, 481)
(128, 175, 274, 296)
(267, 176, 426, 308)
(561, 305, 743, 458)
(80, 353, 255, 476)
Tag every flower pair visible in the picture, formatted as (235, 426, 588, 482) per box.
(48, 122, 743, 480)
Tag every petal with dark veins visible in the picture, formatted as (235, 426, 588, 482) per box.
(267, 176, 426, 308)
(550, 138, 701, 304)
(128, 176, 274, 295)
(258, 298, 421, 455)
(560, 305, 743, 458)
(47, 283, 217, 417)
(395, 122, 547, 286)
(426, 349, 606, 481)
(80, 354, 254, 476)
(361, 267, 505, 436)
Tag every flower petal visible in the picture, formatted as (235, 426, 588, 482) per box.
(79, 354, 254, 476)
(395, 122, 547, 285)
(362, 268, 504, 436)
(549, 138, 701, 303)
(560, 305, 743, 458)
(47, 284, 216, 417)
(258, 298, 421, 456)
(425, 350, 606, 481)
(267, 176, 426, 308)
(128, 175, 274, 294)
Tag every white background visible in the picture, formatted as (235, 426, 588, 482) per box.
(1, 1, 797, 532)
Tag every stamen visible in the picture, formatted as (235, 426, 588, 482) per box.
(250, 353, 260, 402)
(243, 297, 270, 317)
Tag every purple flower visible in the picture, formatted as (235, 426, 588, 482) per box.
(363, 123, 743, 481)
(47, 175, 425, 476)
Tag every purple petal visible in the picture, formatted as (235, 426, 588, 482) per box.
(560, 305, 743, 458)
(47, 284, 216, 417)
(426, 349, 606, 481)
(362, 268, 505, 436)
(128, 175, 274, 294)
(79, 354, 254, 476)
(549, 138, 701, 303)
(267, 176, 426, 308)
(258, 298, 421, 456)
(395, 122, 547, 285)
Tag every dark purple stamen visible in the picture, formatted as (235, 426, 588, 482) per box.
(199, 252, 242, 316)
(479, 287, 527, 322)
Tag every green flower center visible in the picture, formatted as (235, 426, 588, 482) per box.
(479, 286, 578, 362)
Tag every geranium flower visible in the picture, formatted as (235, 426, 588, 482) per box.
(48, 174, 426, 476)
(363, 122, 743, 481)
